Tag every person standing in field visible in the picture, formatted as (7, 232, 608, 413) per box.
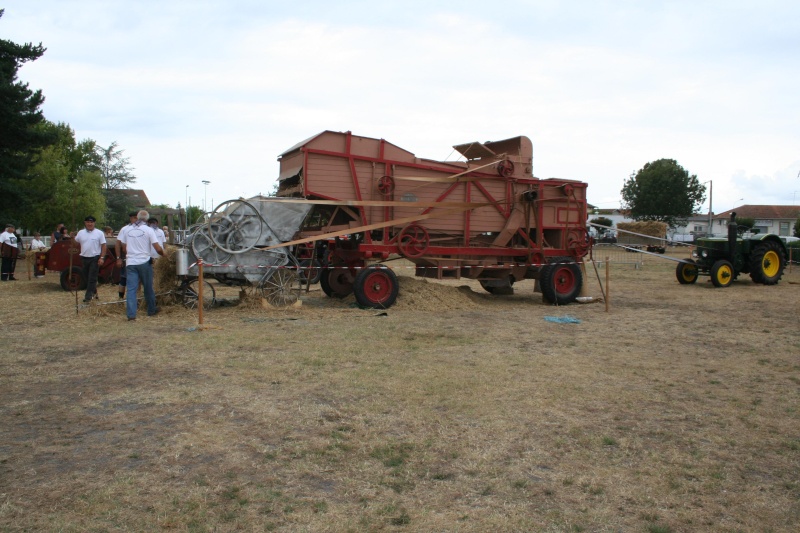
(148, 217, 166, 261)
(74, 215, 107, 302)
(119, 210, 164, 321)
(0, 223, 19, 281)
(115, 212, 138, 299)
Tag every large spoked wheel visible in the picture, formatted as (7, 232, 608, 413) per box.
(398, 223, 430, 258)
(60, 266, 87, 291)
(749, 241, 786, 285)
(208, 199, 264, 254)
(354, 265, 399, 309)
(540, 257, 582, 305)
(320, 266, 355, 298)
(181, 278, 216, 310)
(676, 259, 699, 285)
(190, 225, 232, 266)
(710, 259, 735, 288)
(259, 265, 302, 307)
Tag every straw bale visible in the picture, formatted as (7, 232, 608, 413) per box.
(616, 221, 668, 237)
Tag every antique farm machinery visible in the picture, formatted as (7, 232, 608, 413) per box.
(178, 130, 590, 309)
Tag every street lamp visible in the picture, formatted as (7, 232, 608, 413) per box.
(702, 180, 713, 237)
(202, 180, 211, 212)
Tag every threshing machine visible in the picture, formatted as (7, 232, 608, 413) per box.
(179, 131, 590, 309)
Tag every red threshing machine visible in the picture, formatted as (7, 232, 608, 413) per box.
(270, 130, 589, 308)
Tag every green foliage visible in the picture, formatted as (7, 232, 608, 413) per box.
(97, 141, 136, 190)
(187, 205, 204, 225)
(13, 121, 105, 232)
(794, 217, 800, 238)
(736, 216, 755, 234)
(0, 10, 55, 220)
(589, 217, 613, 228)
(620, 159, 706, 229)
(104, 190, 138, 231)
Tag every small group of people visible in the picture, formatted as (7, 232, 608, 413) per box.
(115, 210, 166, 320)
(3, 212, 168, 321)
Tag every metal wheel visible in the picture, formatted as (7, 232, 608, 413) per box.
(190, 225, 232, 266)
(208, 199, 264, 254)
(676, 259, 698, 285)
(299, 258, 322, 284)
(748, 241, 785, 285)
(354, 265, 399, 309)
(398, 223, 430, 258)
(540, 257, 582, 304)
(377, 175, 395, 196)
(567, 227, 590, 256)
(181, 278, 216, 310)
(320, 266, 355, 298)
(710, 259, 734, 288)
(497, 159, 515, 177)
(258, 266, 302, 307)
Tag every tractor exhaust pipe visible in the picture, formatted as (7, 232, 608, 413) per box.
(728, 211, 738, 264)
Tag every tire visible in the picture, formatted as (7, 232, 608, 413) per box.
(748, 241, 786, 285)
(353, 265, 399, 309)
(181, 279, 216, 310)
(60, 266, 87, 291)
(479, 277, 515, 295)
(675, 259, 698, 285)
(299, 258, 322, 285)
(710, 259, 735, 288)
(320, 266, 354, 298)
(540, 257, 582, 304)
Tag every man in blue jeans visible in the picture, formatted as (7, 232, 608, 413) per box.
(118, 210, 165, 321)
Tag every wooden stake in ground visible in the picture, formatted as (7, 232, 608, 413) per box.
(197, 258, 204, 327)
(605, 256, 610, 313)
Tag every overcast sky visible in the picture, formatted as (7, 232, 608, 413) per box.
(4, 0, 800, 214)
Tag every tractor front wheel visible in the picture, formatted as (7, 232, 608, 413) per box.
(540, 258, 582, 304)
(710, 259, 735, 288)
(354, 265, 399, 309)
(749, 241, 786, 285)
(675, 259, 698, 285)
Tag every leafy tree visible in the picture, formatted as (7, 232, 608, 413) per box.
(187, 205, 203, 225)
(620, 159, 706, 228)
(735, 216, 755, 234)
(0, 9, 55, 221)
(97, 141, 138, 227)
(589, 217, 613, 228)
(794, 217, 800, 238)
(13, 121, 105, 232)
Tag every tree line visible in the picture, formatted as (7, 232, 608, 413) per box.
(0, 9, 139, 234)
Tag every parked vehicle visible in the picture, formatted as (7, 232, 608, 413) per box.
(675, 213, 787, 288)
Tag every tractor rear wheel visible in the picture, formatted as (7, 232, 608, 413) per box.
(540, 257, 582, 304)
(675, 259, 698, 284)
(354, 265, 399, 309)
(748, 241, 785, 285)
(60, 266, 87, 291)
(710, 259, 735, 287)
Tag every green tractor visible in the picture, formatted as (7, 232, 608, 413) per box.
(675, 212, 787, 288)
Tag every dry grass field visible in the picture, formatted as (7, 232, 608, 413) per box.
(1, 250, 799, 532)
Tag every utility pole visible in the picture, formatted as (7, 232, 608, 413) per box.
(202, 180, 211, 212)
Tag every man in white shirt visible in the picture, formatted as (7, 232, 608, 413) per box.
(119, 210, 165, 321)
(0, 223, 19, 281)
(148, 217, 166, 260)
(74, 215, 107, 302)
(115, 212, 138, 299)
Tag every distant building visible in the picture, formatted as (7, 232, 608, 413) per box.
(714, 205, 800, 237)
(111, 189, 151, 209)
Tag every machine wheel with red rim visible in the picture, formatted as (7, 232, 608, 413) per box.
(320, 265, 355, 298)
(354, 265, 399, 309)
(567, 227, 590, 256)
(398, 223, 430, 258)
(540, 257, 582, 305)
(497, 159, 515, 177)
(377, 175, 395, 196)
